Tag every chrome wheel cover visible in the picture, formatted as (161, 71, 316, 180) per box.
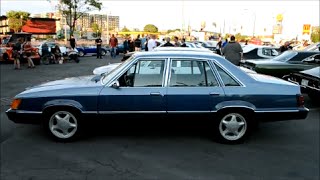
(219, 113, 247, 141)
(49, 111, 78, 139)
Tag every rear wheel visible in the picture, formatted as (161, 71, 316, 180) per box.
(213, 111, 253, 144)
(101, 50, 107, 56)
(44, 109, 82, 142)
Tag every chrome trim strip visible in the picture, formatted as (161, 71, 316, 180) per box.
(255, 110, 300, 113)
(167, 111, 211, 113)
(218, 106, 255, 111)
(16, 110, 42, 114)
(99, 111, 166, 114)
(82, 111, 98, 114)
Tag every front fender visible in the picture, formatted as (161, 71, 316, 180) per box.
(215, 100, 256, 112)
(43, 99, 84, 112)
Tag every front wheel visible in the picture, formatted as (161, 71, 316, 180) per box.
(45, 110, 82, 142)
(214, 112, 252, 144)
(78, 50, 85, 57)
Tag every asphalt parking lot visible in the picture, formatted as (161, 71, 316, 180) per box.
(0, 55, 319, 180)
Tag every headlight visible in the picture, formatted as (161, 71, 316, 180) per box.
(10, 99, 21, 110)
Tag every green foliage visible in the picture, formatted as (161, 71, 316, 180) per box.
(58, 0, 102, 36)
(311, 27, 320, 43)
(6, 10, 30, 32)
(121, 26, 130, 32)
(143, 24, 158, 33)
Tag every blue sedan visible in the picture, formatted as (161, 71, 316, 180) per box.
(6, 50, 308, 144)
(76, 46, 108, 57)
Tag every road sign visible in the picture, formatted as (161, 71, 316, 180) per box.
(303, 24, 311, 35)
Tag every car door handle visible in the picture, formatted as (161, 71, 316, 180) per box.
(209, 92, 220, 96)
(150, 92, 162, 96)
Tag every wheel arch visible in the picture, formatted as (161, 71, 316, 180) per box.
(42, 99, 84, 115)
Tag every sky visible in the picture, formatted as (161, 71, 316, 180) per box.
(1, 0, 319, 38)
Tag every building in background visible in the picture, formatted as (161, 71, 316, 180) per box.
(0, 16, 10, 35)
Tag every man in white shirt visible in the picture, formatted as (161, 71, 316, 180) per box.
(147, 34, 157, 51)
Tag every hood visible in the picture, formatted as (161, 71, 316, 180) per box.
(93, 63, 121, 75)
(299, 67, 320, 78)
(249, 73, 295, 86)
(26, 75, 100, 90)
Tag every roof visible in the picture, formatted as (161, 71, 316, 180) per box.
(133, 50, 222, 59)
(154, 47, 211, 52)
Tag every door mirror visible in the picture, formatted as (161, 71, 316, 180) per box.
(110, 80, 120, 89)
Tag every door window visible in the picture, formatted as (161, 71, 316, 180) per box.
(169, 59, 219, 87)
(215, 65, 240, 86)
(118, 59, 165, 87)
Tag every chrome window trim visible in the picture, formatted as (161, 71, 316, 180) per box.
(212, 61, 246, 87)
(167, 57, 221, 88)
(106, 57, 169, 87)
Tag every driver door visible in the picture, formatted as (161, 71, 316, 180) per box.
(98, 58, 168, 120)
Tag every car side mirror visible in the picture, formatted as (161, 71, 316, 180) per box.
(111, 80, 120, 89)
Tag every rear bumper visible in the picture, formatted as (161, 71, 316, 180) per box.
(6, 108, 42, 124)
(255, 107, 309, 122)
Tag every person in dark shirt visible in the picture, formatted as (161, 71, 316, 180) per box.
(69, 35, 76, 49)
(180, 38, 187, 47)
(134, 34, 142, 51)
(163, 37, 174, 47)
(280, 41, 292, 53)
(123, 37, 129, 54)
(128, 37, 134, 52)
(95, 36, 103, 59)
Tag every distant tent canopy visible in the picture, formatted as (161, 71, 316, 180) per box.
(22, 18, 57, 35)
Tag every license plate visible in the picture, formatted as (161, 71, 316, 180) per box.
(301, 79, 308, 86)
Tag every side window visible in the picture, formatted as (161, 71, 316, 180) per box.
(215, 65, 240, 86)
(170, 59, 219, 87)
(118, 59, 165, 87)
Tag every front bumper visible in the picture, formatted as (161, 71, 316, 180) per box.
(6, 108, 43, 124)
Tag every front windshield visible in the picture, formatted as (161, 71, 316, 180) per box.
(273, 51, 297, 61)
(101, 54, 135, 84)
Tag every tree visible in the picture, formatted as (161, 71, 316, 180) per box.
(311, 27, 320, 43)
(58, 0, 102, 36)
(143, 24, 158, 33)
(121, 26, 130, 32)
(132, 28, 140, 32)
(6, 11, 30, 32)
(91, 23, 101, 36)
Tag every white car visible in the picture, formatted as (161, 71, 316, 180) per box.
(37, 42, 68, 56)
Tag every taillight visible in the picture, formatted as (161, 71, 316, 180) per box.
(10, 99, 21, 110)
(297, 94, 305, 107)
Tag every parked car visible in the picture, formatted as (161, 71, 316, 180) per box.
(193, 41, 216, 53)
(76, 46, 108, 57)
(0, 32, 40, 64)
(283, 66, 320, 103)
(37, 42, 68, 56)
(242, 51, 320, 78)
(240, 45, 280, 64)
(6, 50, 309, 144)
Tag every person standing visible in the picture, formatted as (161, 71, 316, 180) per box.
(134, 34, 142, 51)
(279, 41, 292, 53)
(163, 37, 174, 47)
(23, 37, 35, 68)
(13, 38, 22, 69)
(222, 38, 228, 48)
(95, 36, 103, 59)
(173, 36, 181, 47)
(144, 36, 150, 51)
(123, 37, 129, 54)
(222, 35, 243, 66)
(109, 34, 118, 58)
(147, 34, 157, 51)
(69, 35, 76, 49)
(216, 40, 222, 55)
(180, 38, 187, 47)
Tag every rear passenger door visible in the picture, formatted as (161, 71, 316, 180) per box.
(166, 58, 225, 118)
